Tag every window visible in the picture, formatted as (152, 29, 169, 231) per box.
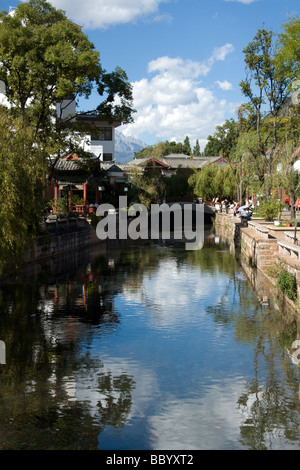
(103, 154, 113, 162)
(91, 127, 112, 141)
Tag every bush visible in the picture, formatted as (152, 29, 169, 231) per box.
(277, 270, 297, 300)
(257, 199, 283, 221)
(88, 213, 101, 228)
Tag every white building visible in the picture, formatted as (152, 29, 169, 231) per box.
(56, 98, 121, 163)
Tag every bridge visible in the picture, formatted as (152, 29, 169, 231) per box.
(162, 198, 215, 222)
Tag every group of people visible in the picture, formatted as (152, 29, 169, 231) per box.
(214, 198, 254, 220)
(214, 198, 235, 214)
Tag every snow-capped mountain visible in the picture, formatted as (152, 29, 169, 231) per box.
(114, 131, 147, 163)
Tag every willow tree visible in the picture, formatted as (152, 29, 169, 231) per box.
(188, 164, 236, 201)
(0, 110, 47, 273)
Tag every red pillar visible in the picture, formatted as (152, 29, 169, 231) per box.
(83, 181, 87, 205)
(54, 180, 58, 213)
(95, 187, 99, 204)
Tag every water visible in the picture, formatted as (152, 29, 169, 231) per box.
(1, 234, 300, 450)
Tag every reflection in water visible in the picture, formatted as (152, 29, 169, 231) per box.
(0, 234, 300, 449)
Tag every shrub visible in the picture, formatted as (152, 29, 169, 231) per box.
(257, 199, 283, 221)
(277, 270, 297, 300)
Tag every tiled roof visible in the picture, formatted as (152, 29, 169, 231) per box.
(54, 158, 81, 171)
(100, 163, 123, 172)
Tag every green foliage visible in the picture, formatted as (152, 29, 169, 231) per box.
(55, 196, 69, 214)
(0, 0, 135, 273)
(204, 119, 239, 159)
(134, 136, 200, 160)
(0, 110, 46, 273)
(97, 66, 135, 124)
(193, 139, 201, 156)
(88, 213, 101, 228)
(0, 0, 134, 167)
(275, 16, 300, 84)
(277, 270, 297, 300)
(188, 164, 237, 200)
(165, 167, 193, 199)
(129, 166, 166, 209)
(256, 199, 283, 221)
(182, 136, 192, 156)
(0, 0, 100, 111)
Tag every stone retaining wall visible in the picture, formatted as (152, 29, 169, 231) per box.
(215, 212, 300, 309)
(25, 226, 99, 263)
(215, 213, 279, 270)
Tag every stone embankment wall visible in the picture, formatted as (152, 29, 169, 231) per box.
(215, 213, 278, 268)
(25, 225, 100, 264)
(215, 212, 300, 306)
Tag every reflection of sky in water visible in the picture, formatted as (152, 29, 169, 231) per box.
(74, 252, 279, 450)
(121, 257, 231, 330)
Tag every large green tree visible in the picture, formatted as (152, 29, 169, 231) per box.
(204, 118, 239, 159)
(0, 0, 134, 273)
(0, 0, 134, 165)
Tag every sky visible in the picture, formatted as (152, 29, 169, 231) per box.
(1, 0, 300, 150)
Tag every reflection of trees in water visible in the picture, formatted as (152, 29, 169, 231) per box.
(0, 280, 136, 449)
(97, 371, 135, 429)
(203, 258, 300, 449)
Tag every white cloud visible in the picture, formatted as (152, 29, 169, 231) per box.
(211, 43, 235, 62)
(40, 0, 167, 29)
(121, 46, 238, 146)
(216, 80, 233, 91)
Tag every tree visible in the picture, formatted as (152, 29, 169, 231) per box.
(0, 0, 134, 167)
(97, 66, 135, 125)
(188, 164, 237, 201)
(134, 139, 187, 160)
(193, 139, 201, 156)
(182, 136, 192, 156)
(164, 167, 194, 199)
(239, 28, 289, 195)
(275, 17, 300, 86)
(0, 110, 46, 273)
(273, 103, 300, 219)
(204, 119, 239, 159)
(128, 165, 166, 209)
(0, 0, 135, 273)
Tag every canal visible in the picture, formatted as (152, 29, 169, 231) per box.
(1, 230, 300, 450)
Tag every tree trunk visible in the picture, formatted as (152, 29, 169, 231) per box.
(239, 164, 243, 205)
(290, 190, 296, 220)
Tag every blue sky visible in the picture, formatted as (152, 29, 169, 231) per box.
(2, 0, 300, 150)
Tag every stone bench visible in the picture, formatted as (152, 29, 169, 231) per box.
(248, 221, 270, 239)
(284, 231, 299, 245)
(278, 240, 300, 259)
